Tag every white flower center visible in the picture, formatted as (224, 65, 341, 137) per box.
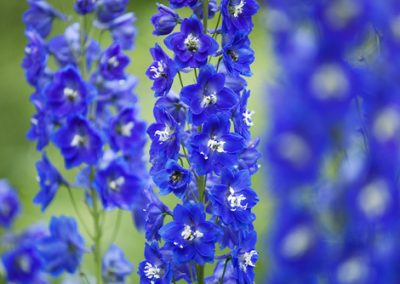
(201, 93, 217, 108)
(181, 225, 204, 241)
(18, 255, 31, 273)
(108, 176, 125, 191)
(70, 134, 86, 147)
(230, 1, 245, 17)
(120, 122, 135, 137)
(358, 179, 389, 219)
(64, 87, 79, 102)
(155, 125, 173, 143)
(277, 133, 311, 168)
(337, 256, 368, 284)
(239, 250, 257, 272)
(310, 64, 349, 100)
(144, 262, 161, 280)
(184, 33, 200, 52)
(150, 61, 166, 79)
(227, 186, 248, 211)
(243, 109, 255, 127)
(281, 225, 313, 258)
(108, 56, 119, 68)
(207, 137, 225, 152)
(373, 107, 400, 142)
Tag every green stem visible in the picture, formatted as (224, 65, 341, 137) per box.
(178, 71, 184, 88)
(196, 264, 205, 284)
(218, 257, 231, 284)
(212, 12, 222, 39)
(90, 187, 103, 284)
(203, 0, 209, 33)
(109, 209, 123, 244)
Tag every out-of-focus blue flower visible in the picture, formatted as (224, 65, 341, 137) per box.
(144, 191, 172, 241)
(169, 0, 198, 9)
(153, 159, 192, 198)
(208, 168, 258, 229)
(180, 65, 238, 125)
(2, 246, 42, 283)
(0, 180, 20, 229)
(102, 244, 133, 284)
(53, 116, 103, 169)
(100, 44, 129, 80)
(190, 113, 245, 175)
(191, 0, 218, 20)
(22, 30, 47, 86)
(95, 0, 129, 23)
(146, 43, 178, 97)
(164, 16, 218, 68)
(221, 0, 259, 34)
(159, 202, 221, 265)
(45, 65, 94, 119)
(95, 160, 143, 210)
(138, 242, 172, 284)
(23, 0, 66, 38)
(205, 259, 238, 283)
(33, 154, 65, 212)
(74, 0, 96, 15)
(37, 216, 86, 276)
(232, 230, 258, 284)
(222, 33, 254, 76)
(151, 4, 181, 36)
(108, 13, 137, 50)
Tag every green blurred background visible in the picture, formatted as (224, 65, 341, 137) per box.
(0, 1, 274, 282)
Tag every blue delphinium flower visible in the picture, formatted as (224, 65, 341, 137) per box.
(146, 43, 178, 97)
(164, 16, 218, 68)
(190, 113, 245, 174)
(159, 202, 221, 265)
(33, 154, 65, 211)
(22, 30, 47, 87)
(53, 116, 103, 168)
(222, 33, 255, 77)
(95, 0, 129, 23)
(99, 43, 130, 80)
(0, 180, 20, 228)
(152, 159, 192, 198)
(107, 13, 137, 50)
(2, 245, 43, 283)
(94, 160, 143, 210)
(169, 0, 198, 9)
(102, 244, 133, 283)
(232, 231, 259, 284)
(151, 4, 181, 36)
(138, 242, 172, 284)
(45, 65, 94, 118)
(221, 0, 259, 34)
(37, 216, 86, 276)
(144, 191, 172, 242)
(74, 0, 96, 15)
(180, 65, 238, 125)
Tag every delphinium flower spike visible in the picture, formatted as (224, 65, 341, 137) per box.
(264, 0, 400, 283)
(139, 1, 261, 283)
(22, 0, 147, 282)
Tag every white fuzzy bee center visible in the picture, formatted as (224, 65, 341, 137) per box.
(181, 225, 204, 241)
(184, 33, 200, 52)
(201, 93, 217, 108)
(239, 250, 257, 272)
(120, 122, 135, 137)
(207, 137, 225, 152)
(70, 134, 87, 147)
(108, 176, 125, 191)
(230, 1, 245, 17)
(108, 56, 119, 68)
(243, 109, 255, 127)
(64, 87, 79, 101)
(150, 61, 166, 79)
(144, 262, 161, 280)
(155, 125, 173, 143)
(227, 186, 248, 211)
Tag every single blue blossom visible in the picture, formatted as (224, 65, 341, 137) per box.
(0, 180, 20, 228)
(232, 230, 258, 284)
(95, 0, 129, 23)
(221, 0, 259, 34)
(100, 44, 130, 80)
(138, 242, 172, 284)
(151, 4, 181, 36)
(222, 33, 254, 76)
(102, 244, 134, 284)
(22, 30, 47, 86)
(169, 0, 198, 9)
(74, 0, 96, 15)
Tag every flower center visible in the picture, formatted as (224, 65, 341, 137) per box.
(155, 125, 173, 143)
(17, 255, 31, 273)
(118, 121, 135, 137)
(108, 176, 125, 192)
(144, 262, 161, 280)
(227, 186, 248, 211)
(108, 56, 119, 68)
(181, 225, 204, 241)
(228, 49, 239, 61)
(70, 134, 87, 147)
(150, 61, 167, 79)
(207, 136, 225, 152)
(184, 33, 200, 52)
(64, 87, 79, 102)
(229, 1, 245, 17)
(170, 170, 182, 184)
(239, 250, 258, 272)
(242, 109, 255, 127)
(201, 93, 217, 108)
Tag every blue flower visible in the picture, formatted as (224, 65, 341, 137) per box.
(95, 0, 129, 23)
(233, 89, 254, 140)
(222, 33, 254, 76)
(232, 230, 258, 284)
(2, 246, 42, 283)
(148, 108, 181, 171)
(208, 168, 258, 229)
(109, 107, 147, 154)
(154, 91, 187, 125)
(53, 116, 103, 168)
(151, 4, 181, 36)
(205, 259, 237, 283)
(37, 216, 86, 276)
(100, 44, 130, 80)
(191, 0, 218, 20)
(45, 65, 94, 119)
(95, 159, 143, 210)
(237, 138, 261, 174)
(0, 180, 20, 229)
(108, 13, 137, 50)
(159, 202, 221, 265)
(75, 0, 96, 15)
(153, 159, 192, 198)
(146, 43, 178, 97)
(33, 154, 65, 212)
(169, 0, 198, 9)
(181, 65, 238, 125)
(221, 0, 259, 34)
(190, 113, 245, 175)
(102, 244, 133, 283)
(164, 16, 218, 68)
(138, 242, 172, 284)
(145, 192, 172, 241)
(23, 0, 66, 38)
(22, 30, 47, 87)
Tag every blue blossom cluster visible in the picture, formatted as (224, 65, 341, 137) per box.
(265, 1, 400, 283)
(22, 0, 143, 282)
(139, 0, 261, 283)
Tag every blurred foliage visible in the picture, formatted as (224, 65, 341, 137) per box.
(0, 0, 274, 282)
